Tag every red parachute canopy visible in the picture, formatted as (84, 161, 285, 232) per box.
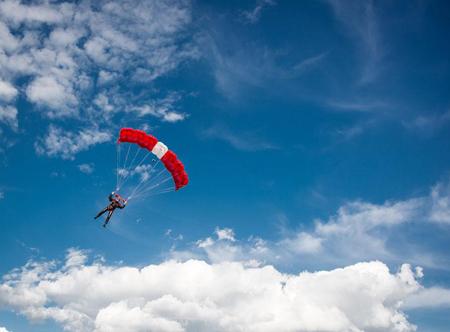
(118, 128, 189, 190)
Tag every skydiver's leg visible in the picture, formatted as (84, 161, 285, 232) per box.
(95, 207, 108, 219)
(103, 210, 114, 227)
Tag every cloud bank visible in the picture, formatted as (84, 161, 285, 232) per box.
(0, 249, 424, 332)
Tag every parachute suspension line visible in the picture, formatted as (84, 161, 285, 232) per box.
(118, 147, 142, 190)
(116, 143, 120, 190)
(136, 176, 174, 197)
(122, 143, 132, 172)
(132, 188, 174, 200)
(119, 150, 154, 193)
(117, 143, 131, 190)
(116, 143, 131, 191)
(143, 169, 168, 191)
(127, 158, 162, 199)
(127, 175, 149, 200)
(131, 178, 172, 199)
(147, 164, 169, 184)
(127, 147, 142, 172)
(131, 176, 174, 199)
(130, 166, 171, 199)
(131, 150, 153, 174)
(135, 166, 166, 195)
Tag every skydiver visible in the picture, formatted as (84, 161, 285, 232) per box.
(94, 192, 127, 227)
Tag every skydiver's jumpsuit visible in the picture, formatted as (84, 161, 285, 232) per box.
(95, 194, 126, 227)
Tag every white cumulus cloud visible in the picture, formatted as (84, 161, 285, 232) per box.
(35, 125, 111, 160)
(0, 105, 18, 130)
(78, 163, 94, 174)
(132, 93, 187, 123)
(0, 79, 18, 102)
(26, 76, 78, 114)
(0, 0, 63, 25)
(0, 0, 196, 154)
(215, 227, 235, 241)
(0, 249, 426, 332)
(15, 0, 195, 116)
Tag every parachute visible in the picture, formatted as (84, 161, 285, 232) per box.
(114, 128, 188, 201)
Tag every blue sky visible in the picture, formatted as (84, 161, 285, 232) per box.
(1, 0, 450, 331)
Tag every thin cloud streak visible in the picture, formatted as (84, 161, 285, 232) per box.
(241, 0, 276, 24)
(293, 52, 328, 73)
(326, 99, 391, 113)
(326, 0, 383, 84)
(202, 125, 278, 152)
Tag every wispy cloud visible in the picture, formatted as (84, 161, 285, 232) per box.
(429, 182, 450, 224)
(202, 35, 272, 99)
(16, 239, 39, 255)
(402, 110, 450, 134)
(132, 93, 187, 123)
(326, 0, 382, 84)
(35, 125, 111, 160)
(0, 105, 18, 131)
(201, 32, 324, 100)
(327, 99, 390, 112)
(171, 179, 450, 269)
(202, 125, 277, 151)
(334, 123, 365, 140)
(78, 163, 94, 174)
(305, 182, 450, 266)
(293, 52, 328, 73)
(241, 0, 276, 24)
(329, 119, 377, 144)
(403, 287, 450, 309)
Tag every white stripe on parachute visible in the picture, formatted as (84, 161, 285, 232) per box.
(152, 141, 168, 159)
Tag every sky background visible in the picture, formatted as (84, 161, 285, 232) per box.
(0, 0, 450, 331)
